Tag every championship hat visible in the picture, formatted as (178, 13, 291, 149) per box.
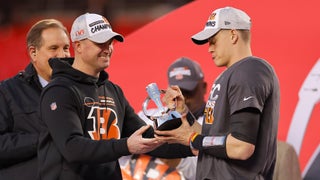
(191, 6, 251, 45)
(167, 57, 204, 91)
(70, 13, 124, 43)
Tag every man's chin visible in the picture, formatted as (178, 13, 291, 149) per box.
(101, 63, 110, 70)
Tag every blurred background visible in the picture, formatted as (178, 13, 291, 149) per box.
(0, 0, 193, 35)
(0, 0, 193, 79)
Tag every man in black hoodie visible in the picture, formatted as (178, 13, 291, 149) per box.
(0, 19, 70, 179)
(38, 13, 194, 180)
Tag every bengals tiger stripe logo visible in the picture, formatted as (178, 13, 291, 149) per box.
(87, 106, 120, 140)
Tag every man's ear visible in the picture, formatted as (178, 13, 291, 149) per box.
(230, 30, 238, 43)
(74, 41, 82, 52)
(28, 46, 37, 60)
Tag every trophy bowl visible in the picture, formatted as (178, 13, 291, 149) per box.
(156, 117, 182, 131)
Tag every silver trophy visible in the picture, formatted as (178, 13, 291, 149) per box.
(142, 83, 181, 130)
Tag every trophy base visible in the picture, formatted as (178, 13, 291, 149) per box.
(156, 117, 182, 131)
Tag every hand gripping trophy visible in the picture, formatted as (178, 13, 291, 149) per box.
(142, 83, 183, 130)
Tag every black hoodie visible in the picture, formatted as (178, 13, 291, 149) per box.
(38, 58, 193, 180)
(38, 58, 153, 180)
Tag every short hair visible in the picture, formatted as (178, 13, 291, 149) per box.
(237, 29, 251, 43)
(26, 19, 69, 49)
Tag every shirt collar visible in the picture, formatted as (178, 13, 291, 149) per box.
(38, 75, 49, 87)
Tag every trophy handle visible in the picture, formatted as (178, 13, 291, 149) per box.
(142, 89, 167, 120)
(143, 83, 183, 130)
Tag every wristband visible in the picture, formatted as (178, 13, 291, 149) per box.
(190, 134, 204, 150)
(189, 132, 198, 146)
(190, 135, 228, 159)
(203, 136, 226, 147)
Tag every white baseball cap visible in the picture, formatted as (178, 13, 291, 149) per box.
(191, 6, 251, 45)
(70, 13, 124, 43)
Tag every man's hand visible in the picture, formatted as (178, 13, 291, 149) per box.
(154, 115, 200, 155)
(162, 86, 186, 113)
(127, 125, 163, 154)
(154, 114, 194, 146)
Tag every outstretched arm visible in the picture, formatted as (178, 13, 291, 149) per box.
(155, 109, 259, 160)
(127, 125, 163, 154)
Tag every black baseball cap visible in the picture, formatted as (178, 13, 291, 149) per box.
(167, 57, 204, 91)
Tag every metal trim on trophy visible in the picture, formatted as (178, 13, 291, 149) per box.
(142, 83, 183, 130)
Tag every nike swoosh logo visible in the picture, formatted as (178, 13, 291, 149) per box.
(243, 96, 254, 101)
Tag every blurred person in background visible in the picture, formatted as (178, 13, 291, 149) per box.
(273, 141, 302, 180)
(162, 57, 206, 180)
(0, 19, 70, 179)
